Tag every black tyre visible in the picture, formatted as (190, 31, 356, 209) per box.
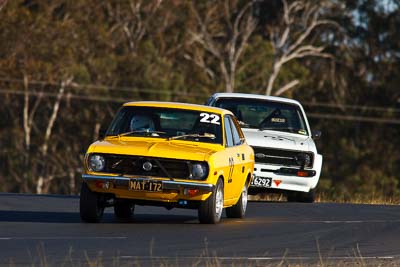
(80, 182, 105, 223)
(287, 189, 315, 203)
(287, 192, 297, 202)
(198, 178, 224, 224)
(114, 199, 135, 218)
(226, 184, 248, 218)
(300, 189, 316, 203)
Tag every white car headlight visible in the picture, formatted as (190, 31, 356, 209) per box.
(190, 163, 208, 180)
(303, 154, 311, 166)
(88, 154, 105, 172)
(295, 153, 311, 168)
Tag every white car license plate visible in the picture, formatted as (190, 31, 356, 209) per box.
(251, 176, 272, 188)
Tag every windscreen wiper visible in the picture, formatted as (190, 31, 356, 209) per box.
(108, 130, 166, 139)
(258, 126, 279, 131)
(168, 133, 215, 141)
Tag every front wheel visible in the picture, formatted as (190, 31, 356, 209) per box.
(287, 189, 315, 203)
(226, 184, 248, 218)
(198, 178, 224, 224)
(80, 182, 105, 223)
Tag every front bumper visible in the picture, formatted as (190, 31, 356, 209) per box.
(82, 174, 215, 192)
(249, 153, 322, 193)
(250, 169, 319, 193)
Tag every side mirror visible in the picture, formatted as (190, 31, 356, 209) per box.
(98, 127, 107, 140)
(312, 130, 322, 140)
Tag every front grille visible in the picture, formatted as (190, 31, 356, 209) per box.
(102, 154, 190, 179)
(252, 147, 314, 168)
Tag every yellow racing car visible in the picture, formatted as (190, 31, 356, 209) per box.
(80, 101, 254, 224)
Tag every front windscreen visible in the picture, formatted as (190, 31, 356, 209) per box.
(214, 98, 308, 135)
(106, 106, 223, 144)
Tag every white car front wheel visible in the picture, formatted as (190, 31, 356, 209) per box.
(287, 189, 316, 203)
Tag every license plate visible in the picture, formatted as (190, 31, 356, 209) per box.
(251, 176, 272, 188)
(129, 179, 163, 192)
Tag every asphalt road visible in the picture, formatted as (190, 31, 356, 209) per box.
(1, 193, 400, 266)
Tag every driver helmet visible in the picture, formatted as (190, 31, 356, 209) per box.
(130, 114, 155, 131)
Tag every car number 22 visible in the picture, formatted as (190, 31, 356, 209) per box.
(199, 113, 220, 125)
(251, 176, 272, 188)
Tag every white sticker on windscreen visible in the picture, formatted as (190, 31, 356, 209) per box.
(199, 113, 220, 125)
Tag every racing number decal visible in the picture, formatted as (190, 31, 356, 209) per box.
(227, 157, 234, 183)
(200, 113, 220, 125)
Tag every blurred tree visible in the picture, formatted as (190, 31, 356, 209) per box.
(256, 0, 341, 96)
(185, 0, 258, 93)
(0, 0, 399, 201)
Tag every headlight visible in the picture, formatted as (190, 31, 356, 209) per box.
(190, 162, 208, 180)
(88, 154, 105, 172)
(295, 153, 311, 168)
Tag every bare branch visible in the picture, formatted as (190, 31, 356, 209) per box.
(183, 53, 216, 80)
(266, 61, 282, 96)
(41, 77, 73, 156)
(233, 1, 255, 36)
(109, 0, 163, 54)
(277, 26, 290, 49)
(189, 31, 222, 59)
(286, 1, 304, 24)
(282, 45, 331, 64)
(23, 74, 30, 150)
(188, 1, 257, 92)
(303, 3, 319, 26)
(232, 1, 257, 65)
(188, 2, 222, 60)
(22, 74, 43, 151)
(0, 0, 7, 12)
(28, 92, 43, 129)
(265, 0, 339, 95)
(286, 19, 337, 55)
(274, 79, 300, 96)
(223, 0, 233, 30)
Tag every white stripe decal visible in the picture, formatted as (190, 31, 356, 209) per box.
(0, 236, 127, 240)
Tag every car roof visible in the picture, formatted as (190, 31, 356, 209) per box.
(210, 93, 302, 106)
(123, 101, 232, 115)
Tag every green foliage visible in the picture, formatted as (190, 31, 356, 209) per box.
(0, 0, 399, 201)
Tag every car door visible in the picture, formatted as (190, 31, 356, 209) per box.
(227, 115, 248, 194)
(223, 115, 246, 201)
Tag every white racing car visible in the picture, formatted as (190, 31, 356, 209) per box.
(206, 93, 323, 202)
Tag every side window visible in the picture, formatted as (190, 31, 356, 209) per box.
(228, 116, 242, 146)
(224, 116, 234, 147)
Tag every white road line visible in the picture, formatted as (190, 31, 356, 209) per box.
(234, 220, 400, 224)
(0, 236, 127, 240)
(247, 256, 396, 260)
(120, 255, 397, 260)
